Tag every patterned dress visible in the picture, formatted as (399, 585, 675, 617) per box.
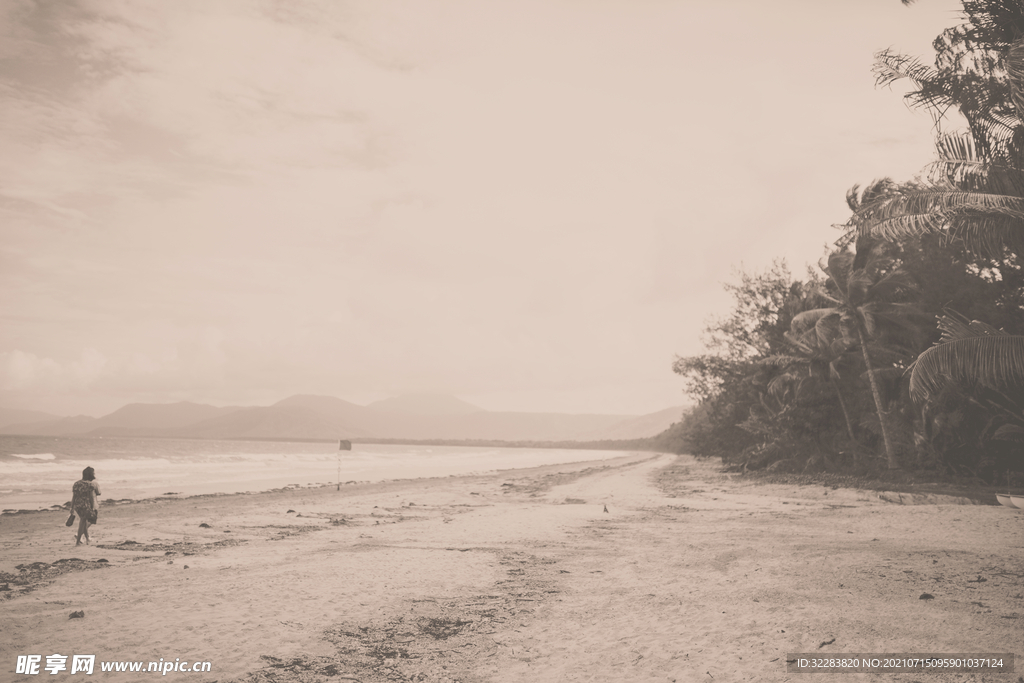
(71, 480, 100, 518)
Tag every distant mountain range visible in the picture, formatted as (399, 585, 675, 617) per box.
(0, 407, 62, 428)
(0, 394, 684, 442)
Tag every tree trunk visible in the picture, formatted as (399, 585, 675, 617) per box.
(858, 327, 900, 469)
(830, 376, 857, 461)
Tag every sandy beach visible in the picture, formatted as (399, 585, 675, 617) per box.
(2, 452, 1022, 682)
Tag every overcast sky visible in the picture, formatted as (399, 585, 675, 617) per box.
(1, 0, 963, 417)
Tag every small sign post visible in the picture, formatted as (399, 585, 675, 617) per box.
(337, 439, 352, 491)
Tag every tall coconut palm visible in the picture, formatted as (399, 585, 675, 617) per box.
(790, 243, 923, 469)
(845, 14, 1024, 256)
(841, 4, 1024, 413)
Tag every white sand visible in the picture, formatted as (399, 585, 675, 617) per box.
(1, 453, 1021, 682)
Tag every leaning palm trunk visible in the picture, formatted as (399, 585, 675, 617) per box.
(858, 327, 900, 469)
(830, 376, 857, 459)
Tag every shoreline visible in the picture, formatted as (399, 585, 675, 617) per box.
(1, 431, 656, 450)
(2, 440, 641, 515)
(2, 476, 1004, 518)
(0, 483, 363, 517)
(6, 434, 1019, 515)
(3, 452, 1021, 682)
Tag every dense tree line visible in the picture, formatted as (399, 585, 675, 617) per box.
(670, 0, 1024, 485)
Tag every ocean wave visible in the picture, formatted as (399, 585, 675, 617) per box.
(0, 439, 628, 510)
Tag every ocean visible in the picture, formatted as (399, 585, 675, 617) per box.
(0, 435, 630, 512)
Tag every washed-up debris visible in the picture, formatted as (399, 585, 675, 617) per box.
(0, 559, 109, 601)
(97, 539, 242, 554)
(243, 550, 561, 682)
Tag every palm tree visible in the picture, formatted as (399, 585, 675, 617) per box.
(845, 4, 1024, 256)
(763, 313, 859, 447)
(844, 129, 1024, 257)
(789, 243, 923, 469)
(910, 311, 1024, 475)
(840, 4, 1024, 414)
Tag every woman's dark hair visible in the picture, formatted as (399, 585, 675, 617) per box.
(82, 467, 95, 481)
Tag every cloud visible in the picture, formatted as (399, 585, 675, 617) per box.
(0, 0, 965, 416)
(0, 348, 106, 392)
(0, 329, 232, 411)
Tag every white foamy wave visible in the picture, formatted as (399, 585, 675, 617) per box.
(0, 438, 629, 511)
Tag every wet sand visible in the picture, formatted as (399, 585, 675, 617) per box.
(1, 453, 1021, 682)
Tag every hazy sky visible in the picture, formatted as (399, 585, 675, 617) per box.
(1, 0, 964, 417)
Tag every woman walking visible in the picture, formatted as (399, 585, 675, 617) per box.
(71, 467, 101, 546)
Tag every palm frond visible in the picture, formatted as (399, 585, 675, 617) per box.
(759, 355, 804, 367)
(1006, 37, 1024, 126)
(827, 336, 854, 358)
(874, 48, 939, 90)
(935, 309, 1007, 342)
(849, 187, 1024, 251)
(935, 130, 980, 162)
(864, 188, 1024, 220)
(992, 423, 1024, 441)
(823, 252, 855, 298)
(846, 269, 877, 307)
(853, 211, 948, 242)
(910, 310, 1024, 403)
(971, 111, 1022, 141)
(928, 129, 1024, 196)
(766, 373, 798, 399)
(790, 308, 836, 338)
(926, 157, 1024, 196)
(846, 179, 902, 213)
(868, 269, 918, 302)
(948, 210, 1024, 255)
(957, 1, 1024, 48)
(815, 314, 845, 347)
(873, 48, 955, 121)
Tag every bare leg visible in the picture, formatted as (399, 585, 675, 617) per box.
(75, 515, 91, 545)
(75, 514, 87, 545)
